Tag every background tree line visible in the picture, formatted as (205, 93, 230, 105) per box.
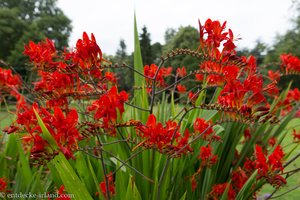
(1, 0, 300, 92)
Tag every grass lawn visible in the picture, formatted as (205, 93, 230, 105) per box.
(0, 112, 14, 131)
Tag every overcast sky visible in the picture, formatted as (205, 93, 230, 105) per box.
(57, 0, 295, 55)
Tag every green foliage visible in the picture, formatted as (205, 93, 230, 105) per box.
(0, 0, 71, 78)
(140, 26, 153, 65)
(114, 39, 134, 91)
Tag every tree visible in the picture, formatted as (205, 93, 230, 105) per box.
(116, 39, 127, 61)
(0, 0, 72, 78)
(162, 26, 199, 96)
(164, 28, 176, 44)
(139, 26, 153, 65)
(151, 42, 162, 64)
(114, 39, 133, 91)
(163, 25, 199, 71)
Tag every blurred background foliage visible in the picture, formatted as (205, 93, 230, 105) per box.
(0, 0, 72, 80)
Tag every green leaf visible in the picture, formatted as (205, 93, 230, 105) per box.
(87, 157, 102, 200)
(133, 12, 149, 123)
(179, 191, 187, 200)
(75, 152, 94, 194)
(33, 108, 58, 150)
(126, 176, 142, 200)
(53, 153, 93, 200)
(220, 181, 231, 200)
(235, 171, 258, 200)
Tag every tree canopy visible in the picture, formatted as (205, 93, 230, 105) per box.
(0, 0, 72, 77)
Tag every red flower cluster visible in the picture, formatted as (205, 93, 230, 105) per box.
(277, 88, 300, 116)
(144, 64, 172, 88)
(196, 61, 240, 86)
(135, 114, 192, 155)
(193, 118, 217, 140)
(16, 103, 82, 160)
(255, 145, 286, 186)
(280, 53, 300, 75)
(199, 19, 236, 56)
(199, 144, 218, 166)
(24, 32, 116, 110)
(195, 19, 245, 88)
(71, 32, 102, 69)
(0, 68, 21, 88)
(23, 38, 57, 70)
(0, 67, 26, 110)
(231, 168, 248, 190)
(268, 70, 281, 82)
(191, 144, 218, 191)
(99, 173, 115, 198)
(209, 182, 236, 200)
(176, 66, 187, 78)
(208, 164, 251, 199)
(87, 86, 128, 135)
(217, 72, 272, 123)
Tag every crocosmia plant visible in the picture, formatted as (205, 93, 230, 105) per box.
(1, 17, 300, 200)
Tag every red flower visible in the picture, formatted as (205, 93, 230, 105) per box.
(34, 71, 77, 95)
(188, 91, 198, 104)
(23, 38, 57, 70)
(177, 84, 186, 93)
(176, 67, 187, 77)
(144, 64, 172, 87)
(254, 145, 286, 186)
(135, 115, 192, 155)
(88, 86, 128, 135)
(0, 177, 7, 192)
(243, 157, 256, 174)
(231, 168, 248, 190)
(218, 79, 247, 109)
(191, 176, 197, 191)
(198, 19, 236, 57)
(199, 144, 218, 166)
(255, 145, 268, 177)
(72, 32, 102, 69)
(287, 88, 300, 101)
(193, 118, 214, 139)
(16, 103, 83, 160)
(195, 73, 204, 81)
(243, 128, 251, 141)
(136, 114, 176, 150)
(209, 183, 236, 200)
(264, 82, 279, 96)
(99, 173, 115, 197)
(268, 137, 277, 147)
(51, 107, 83, 159)
(268, 145, 284, 172)
(292, 129, 300, 142)
(268, 70, 280, 82)
(105, 71, 117, 83)
(52, 185, 71, 200)
(0, 67, 23, 107)
(175, 130, 193, 155)
(280, 53, 300, 74)
(0, 68, 21, 88)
